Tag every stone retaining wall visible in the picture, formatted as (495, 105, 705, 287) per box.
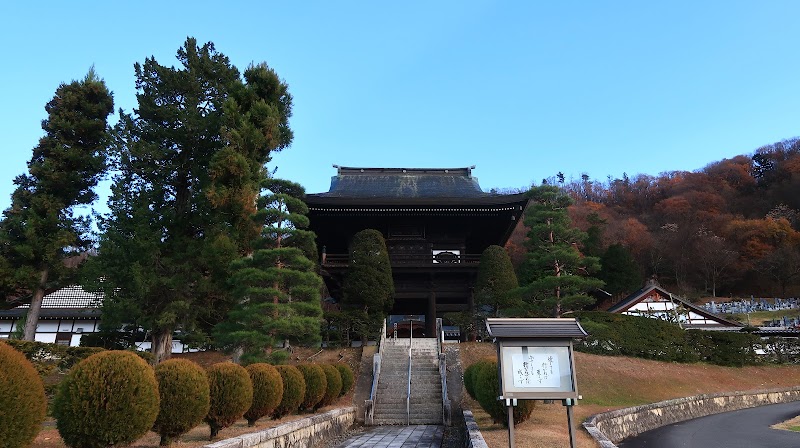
(463, 410, 489, 448)
(583, 387, 800, 447)
(204, 407, 356, 448)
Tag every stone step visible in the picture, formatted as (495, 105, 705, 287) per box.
(373, 417, 443, 425)
(375, 394, 442, 408)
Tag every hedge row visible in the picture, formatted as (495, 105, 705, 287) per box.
(574, 311, 760, 366)
(1, 340, 357, 447)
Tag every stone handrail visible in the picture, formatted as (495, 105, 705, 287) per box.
(364, 320, 387, 425)
(436, 317, 452, 426)
(583, 387, 800, 447)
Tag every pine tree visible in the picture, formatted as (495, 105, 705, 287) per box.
(517, 185, 604, 317)
(341, 229, 394, 343)
(92, 38, 292, 363)
(0, 70, 113, 339)
(213, 178, 323, 364)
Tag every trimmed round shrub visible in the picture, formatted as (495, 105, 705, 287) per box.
(153, 359, 210, 445)
(463, 358, 493, 399)
(205, 362, 253, 438)
(273, 365, 306, 418)
(296, 363, 327, 411)
(336, 363, 354, 396)
(0, 341, 47, 448)
(244, 363, 283, 426)
(54, 350, 160, 448)
(474, 360, 534, 426)
(319, 364, 343, 407)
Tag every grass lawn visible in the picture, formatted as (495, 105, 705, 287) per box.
(458, 342, 800, 448)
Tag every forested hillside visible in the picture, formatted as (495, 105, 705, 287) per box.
(508, 138, 800, 300)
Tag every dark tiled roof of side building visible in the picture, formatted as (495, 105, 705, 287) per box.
(14, 285, 102, 309)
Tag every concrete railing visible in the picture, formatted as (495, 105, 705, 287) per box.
(364, 321, 387, 425)
(583, 387, 800, 447)
(462, 410, 489, 448)
(204, 407, 355, 448)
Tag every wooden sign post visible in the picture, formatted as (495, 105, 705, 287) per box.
(486, 318, 588, 448)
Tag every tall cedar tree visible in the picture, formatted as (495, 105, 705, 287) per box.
(213, 178, 322, 364)
(92, 38, 292, 363)
(0, 70, 113, 339)
(341, 229, 394, 343)
(475, 245, 519, 317)
(517, 185, 604, 317)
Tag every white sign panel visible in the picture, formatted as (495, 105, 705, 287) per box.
(499, 345, 575, 398)
(511, 352, 560, 388)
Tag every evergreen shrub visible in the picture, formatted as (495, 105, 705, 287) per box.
(686, 330, 759, 366)
(244, 363, 283, 426)
(0, 342, 48, 448)
(575, 311, 761, 366)
(153, 359, 210, 445)
(473, 359, 534, 426)
(273, 365, 306, 418)
(336, 363, 354, 396)
(574, 311, 696, 362)
(319, 364, 343, 407)
(463, 358, 493, 399)
(205, 362, 253, 438)
(5, 340, 105, 375)
(296, 363, 327, 411)
(53, 350, 160, 448)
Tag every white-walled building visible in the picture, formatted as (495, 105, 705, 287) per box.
(607, 280, 741, 328)
(0, 285, 195, 352)
(0, 285, 102, 346)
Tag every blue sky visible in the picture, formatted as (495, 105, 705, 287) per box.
(2, 1, 799, 214)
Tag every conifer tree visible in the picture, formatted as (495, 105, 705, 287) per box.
(475, 245, 519, 317)
(341, 229, 394, 343)
(599, 243, 642, 299)
(93, 38, 292, 363)
(517, 185, 604, 317)
(0, 70, 113, 339)
(213, 178, 322, 364)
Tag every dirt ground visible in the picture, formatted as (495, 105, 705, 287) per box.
(458, 342, 800, 448)
(32, 347, 362, 448)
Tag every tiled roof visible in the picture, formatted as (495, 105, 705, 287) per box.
(311, 166, 496, 199)
(15, 285, 102, 309)
(486, 318, 588, 339)
(608, 284, 740, 327)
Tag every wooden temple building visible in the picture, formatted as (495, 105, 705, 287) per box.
(306, 166, 528, 337)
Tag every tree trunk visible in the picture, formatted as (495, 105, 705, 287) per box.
(151, 329, 173, 365)
(231, 346, 244, 365)
(23, 269, 49, 341)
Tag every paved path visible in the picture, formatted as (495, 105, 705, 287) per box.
(618, 401, 800, 448)
(334, 425, 444, 448)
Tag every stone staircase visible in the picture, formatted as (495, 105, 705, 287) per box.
(372, 338, 443, 425)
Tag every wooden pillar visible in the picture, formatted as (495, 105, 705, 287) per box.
(427, 291, 437, 337)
